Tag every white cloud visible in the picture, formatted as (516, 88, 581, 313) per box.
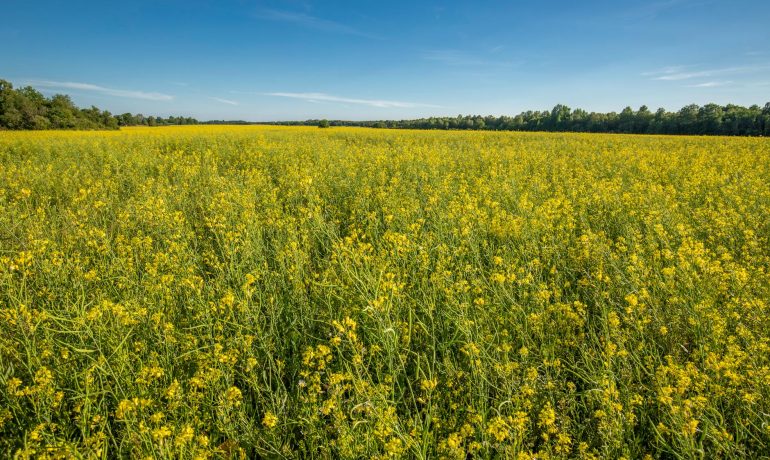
(646, 65, 770, 81)
(642, 65, 691, 77)
(264, 92, 441, 108)
(685, 80, 733, 88)
(27, 80, 173, 101)
(654, 69, 732, 81)
(209, 97, 238, 106)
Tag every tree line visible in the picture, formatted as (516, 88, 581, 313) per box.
(3, 77, 769, 136)
(0, 79, 197, 130)
(290, 103, 770, 136)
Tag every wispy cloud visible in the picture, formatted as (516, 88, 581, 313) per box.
(264, 92, 440, 108)
(208, 97, 238, 106)
(685, 80, 733, 88)
(642, 65, 691, 77)
(27, 80, 173, 101)
(654, 68, 741, 81)
(254, 8, 378, 39)
(645, 65, 770, 81)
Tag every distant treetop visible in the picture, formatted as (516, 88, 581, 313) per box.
(0, 79, 197, 130)
(286, 103, 770, 136)
(3, 77, 769, 136)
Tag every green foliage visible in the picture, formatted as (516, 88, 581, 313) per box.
(0, 79, 198, 130)
(318, 119, 330, 128)
(284, 102, 770, 136)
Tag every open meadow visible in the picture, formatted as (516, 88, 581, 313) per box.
(1, 126, 770, 458)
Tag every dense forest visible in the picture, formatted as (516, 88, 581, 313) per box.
(297, 102, 770, 136)
(0, 80, 197, 130)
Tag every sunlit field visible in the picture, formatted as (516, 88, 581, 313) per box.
(1, 126, 770, 458)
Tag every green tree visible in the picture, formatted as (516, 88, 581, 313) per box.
(48, 94, 78, 128)
(762, 102, 770, 136)
(699, 104, 724, 134)
(550, 104, 571, 130)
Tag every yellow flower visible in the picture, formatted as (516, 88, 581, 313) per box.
(446, 432, 463, 449)
(487, 417, 510, 442)
(152, 425, 172, 442)
(421, 378, 438, 392)
(6, 378, 23, 397)
(682, 419, 699, 437)
(538, 403, 557, 433)
(175, 425, 195, 447)
(262, 411, 278, 429)
(224, 386, 242, 406)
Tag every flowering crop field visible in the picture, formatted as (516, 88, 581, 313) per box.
(1, 126, 770, 459)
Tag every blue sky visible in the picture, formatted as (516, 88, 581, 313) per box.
(2, 0, 769, 120)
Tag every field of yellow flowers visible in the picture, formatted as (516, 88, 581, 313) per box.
(1, 125, 769, 458)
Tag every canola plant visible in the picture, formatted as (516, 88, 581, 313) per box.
(1, 126, 769, 458)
